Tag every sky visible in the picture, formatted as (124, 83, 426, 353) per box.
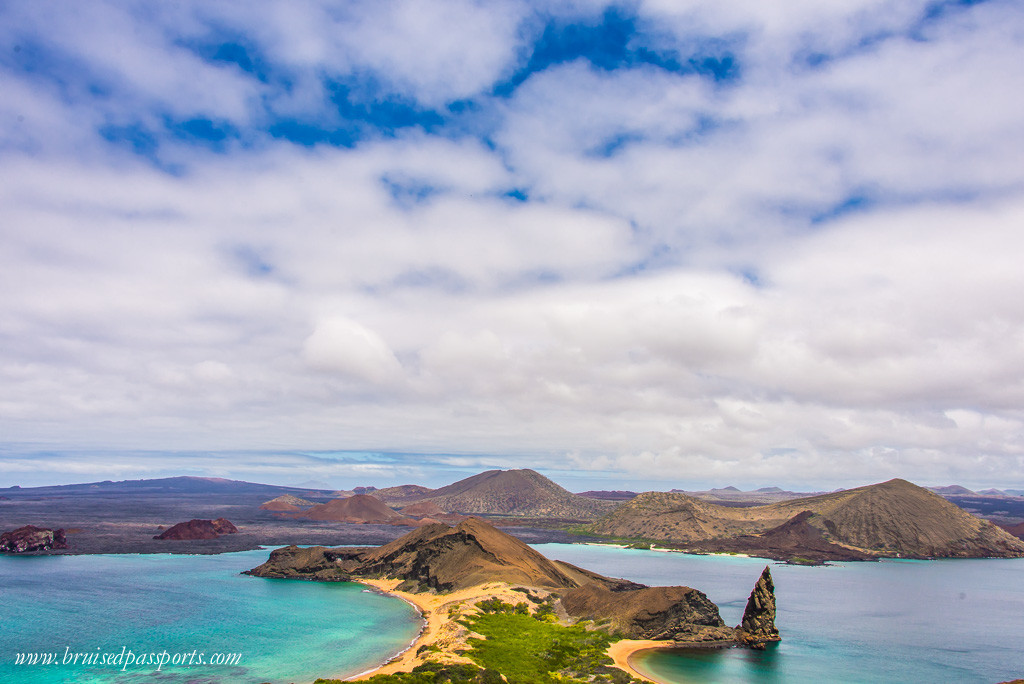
(2, 0, 1024, 492)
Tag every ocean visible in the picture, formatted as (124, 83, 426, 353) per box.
(0, 549, 421, 684)
(3, 544, 1022, 683)
(536, 543, 1024, 684)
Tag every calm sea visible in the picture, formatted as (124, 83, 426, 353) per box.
(0, 549, 421, 684)
(536, 544, 1024, 684)
(3, 545, 1022, 683)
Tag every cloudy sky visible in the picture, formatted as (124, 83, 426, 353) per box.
(2, 0, 1023, 491)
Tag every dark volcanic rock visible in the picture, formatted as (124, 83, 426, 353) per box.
(736, 566, 780, 647)
(559, 584, 734, 642)
(154, 518, 238, 540)
(0, 525, 68, 553)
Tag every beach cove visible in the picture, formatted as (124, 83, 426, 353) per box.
(3, 543, 1024, 683)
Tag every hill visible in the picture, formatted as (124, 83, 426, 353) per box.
(297, 494, 407, 524)
(408, 469, 617, 520)
(259, 494, 314, 512)
(246, 517, 777, 646)
(928, 485, 977, 496)
(248, 517, 614, 592)
(368, 485, 434, 503)
(154, 518, 238, 540)
(589, 479, 1024, 559)
(3, 476, 326, 497)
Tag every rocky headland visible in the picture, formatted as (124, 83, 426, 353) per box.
(0, 525, 68, 553)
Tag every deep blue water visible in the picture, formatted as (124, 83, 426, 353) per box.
(0, 550, 421, 684)
(536, 544, 1024, 684)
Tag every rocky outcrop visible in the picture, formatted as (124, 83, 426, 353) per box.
(735, 566, 780, 647)
(560, 584, 734, 643)
(0, 525, 68, 553)
(154, 518, 238, 540)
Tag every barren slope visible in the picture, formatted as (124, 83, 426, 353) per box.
(415, 469, 617, 520)
(589, 479, 1024, 558)
(298, 494, 405, 523)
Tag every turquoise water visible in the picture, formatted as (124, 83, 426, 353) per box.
(0, 550, 421, 684)
(4, 544, 1022, 684)
(536, 544, 1024, 684)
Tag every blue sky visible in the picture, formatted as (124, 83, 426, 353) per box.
(2, 0, 1024, 491)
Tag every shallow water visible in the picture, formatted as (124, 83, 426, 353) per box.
(5, 543, 1022, 683)
(0, 549, 421, 684)
(536, 544, 1024, 684)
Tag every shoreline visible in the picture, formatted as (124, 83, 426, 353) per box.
(340, 580, 547, 681)
(344, 581, 429, 681)
(607, 640, 672, 683)
(336, 581, 675, 683)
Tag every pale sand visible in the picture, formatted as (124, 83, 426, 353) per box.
(345, 580, 549, 681)
(342, 581, 665, 683)
(606, 640, 672, 683)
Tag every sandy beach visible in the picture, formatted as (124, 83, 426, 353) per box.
(346, 580, 547, 681)
(342, 580, 669, 683)
(607, 640, 672, 683)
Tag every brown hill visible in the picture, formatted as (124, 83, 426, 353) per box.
(154, 518, 238, 540)
(248, 517, 616, 592)
(688, 511, 876, 563)
(411, 469, 618, 520)
(589, 479, 1024, 559)
(246, 518, 778, 645)
(260, 494, 314, 512)
(369, 485, 434, 504)
(298, 494, 404, 523)
(399, 501, 447, 518)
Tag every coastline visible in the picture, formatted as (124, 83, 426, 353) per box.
(607, 640, 672, 683)
(338, 580, 673, 683)
(342, 580, 545, 681)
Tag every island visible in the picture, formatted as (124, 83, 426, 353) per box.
(246, 517, 778, 682)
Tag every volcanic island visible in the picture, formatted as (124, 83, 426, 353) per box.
(246, 517, 779, 683)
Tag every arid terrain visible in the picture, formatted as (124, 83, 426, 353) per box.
(3, 471, 1023, 561)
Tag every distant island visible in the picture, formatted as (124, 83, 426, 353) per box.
(246, 517, 779, 682)
(3, 470, 1023, 563)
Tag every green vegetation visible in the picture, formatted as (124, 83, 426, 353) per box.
(315, 603, 641, 684)
(461, 612, 634, 683)
(314, 662, 500, 684)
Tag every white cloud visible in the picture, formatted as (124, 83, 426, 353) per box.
(2, 0, 1024, 488)
(303, 316, 404, 385)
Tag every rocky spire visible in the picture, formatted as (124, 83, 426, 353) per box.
(737, 565, 780, 647)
